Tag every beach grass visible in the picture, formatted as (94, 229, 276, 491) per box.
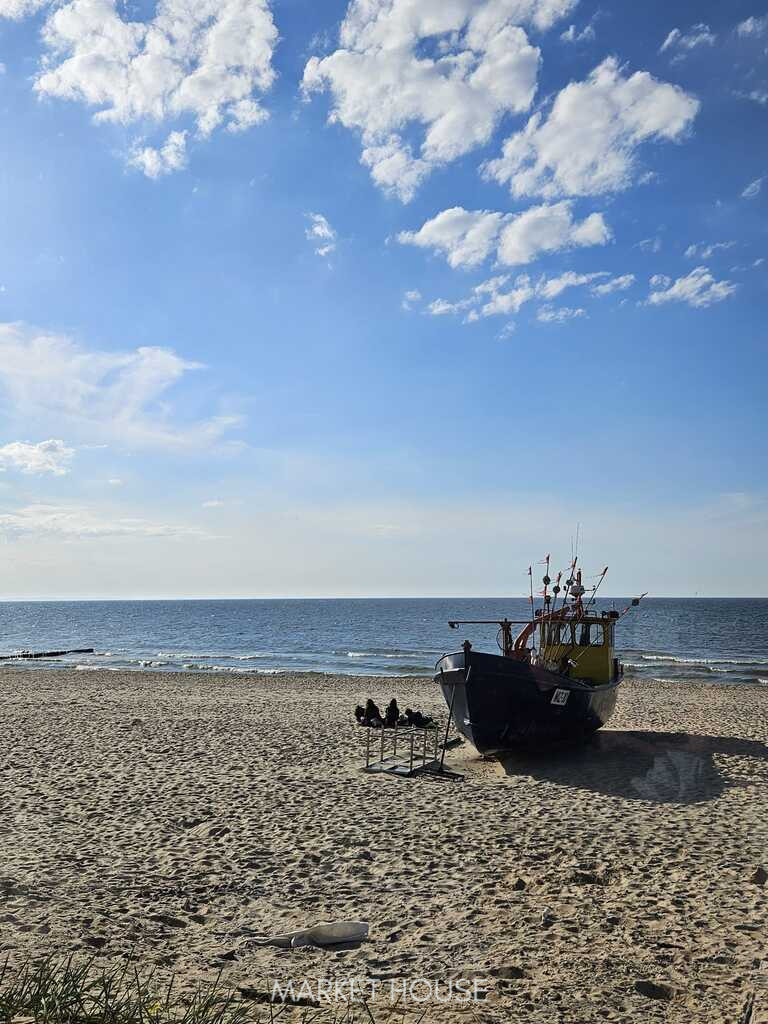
(0, 957, 407, 1024)
(0, 957, 252, 1024)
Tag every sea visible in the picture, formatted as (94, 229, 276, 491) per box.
(0, 598, 766, 686)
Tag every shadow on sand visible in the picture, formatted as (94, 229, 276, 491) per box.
(500, 730, 768, 804)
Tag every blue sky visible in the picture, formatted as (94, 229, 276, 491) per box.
(0, 0, 765, 598)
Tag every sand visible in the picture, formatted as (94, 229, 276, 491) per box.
(0, 669, 766, 1023)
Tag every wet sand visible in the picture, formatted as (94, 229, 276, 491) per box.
(0, 670, 766, 1022)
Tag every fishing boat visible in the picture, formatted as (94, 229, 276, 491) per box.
(434, 559, 645, 754)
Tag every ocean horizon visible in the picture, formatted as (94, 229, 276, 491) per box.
(1, 597, 766, 686)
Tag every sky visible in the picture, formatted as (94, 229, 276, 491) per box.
(0, 0, 766, 599)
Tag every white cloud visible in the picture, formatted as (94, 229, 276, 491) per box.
(735, 86, 768, 105)
(560, 23, 595, 44)
(537, 270, 607, 299)
(658, 29, 680, 52)
(737, 15, 768, 37)
(427, 298, 472, 316)
(659, 24, 716, 57)
(647, 266, 738, 308)
(129, 130, 188, 179)
(398, 201, 611, 270)
(302, 0, 577, 201)
(591, 273, 635, 296)
(474, 275, 535, 317)
(537, 304, 585, 323)
(0, 439, 75, 475)
(425, 266, 635, 324)
(424, 273, 535, 323)
(484, 57, 699, 199)
(0, 0, 50, 16)
(0, 503, 207, 539)
(742, 176, 764, 199)
(637, 236, 662, 253)
(108, 478, 123, 486)
(496, 201, 611, 266)
(397, 208, 506, 268)
(202, 499, 226, 508)
(401, 289, 421, 311)
(22, 0, 278, 175)
(0, 323, 242, 451)
(684, 241, 736, 260)
(305, 213, 337, 258)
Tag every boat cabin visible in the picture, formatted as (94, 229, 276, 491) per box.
(536, 612, 619, 685)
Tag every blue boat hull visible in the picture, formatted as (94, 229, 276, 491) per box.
(434, 649, 619, 755)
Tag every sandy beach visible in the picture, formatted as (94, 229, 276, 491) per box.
(1, 669, 766, 1023)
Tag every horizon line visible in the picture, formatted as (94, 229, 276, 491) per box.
(0, 595, 766, 603)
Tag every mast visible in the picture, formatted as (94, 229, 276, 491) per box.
(528, 565, 535, 642)
(541, 554, 551, 644)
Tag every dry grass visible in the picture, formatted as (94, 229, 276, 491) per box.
(0, 957, 422, 1024)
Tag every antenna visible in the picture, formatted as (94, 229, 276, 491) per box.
(584, 567, 609, 612)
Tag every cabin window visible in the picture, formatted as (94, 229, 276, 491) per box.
(586, 624, 605, 646)
(545, 623, 605, 646)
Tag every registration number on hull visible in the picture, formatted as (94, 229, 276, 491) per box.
(551, 688, 570, 706)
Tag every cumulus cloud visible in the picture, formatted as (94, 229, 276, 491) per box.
(0, 323, 242, 451)
(397, 208, 506, 268)
(302, 0, 577, 201)
(398, 201, 610, 269)
(560, 23, 595, 44)
(424, 266, 634, 324)
(537, 305, 585, 323)
(659, 24, 716, 57)
(427, 298, 473, 316)
(421, 273, 534, 322)
(736, 15, 768, 37)
(401, 289, 421, 311)
(17, 0, 278, 175)
(742, 176, 764, 199)
(0, 0, 50, 16)
(684, 241, 736, 260)
(536, 270, 607, 299)
(0, 439, 75, 475)
(496, 201, 611, 265)
(129, 131, 188, 179)
(305, 213, 337, 258)
(484, 57, 699, 199)
(647, 267, 737, 308)
(471, 275, 535, 317)
(591, 273, 635, 296)
(0, 503, 207, 539)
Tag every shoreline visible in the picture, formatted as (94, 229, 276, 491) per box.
(3, 663, 768, 688)
(2, 670, 767, 1022)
